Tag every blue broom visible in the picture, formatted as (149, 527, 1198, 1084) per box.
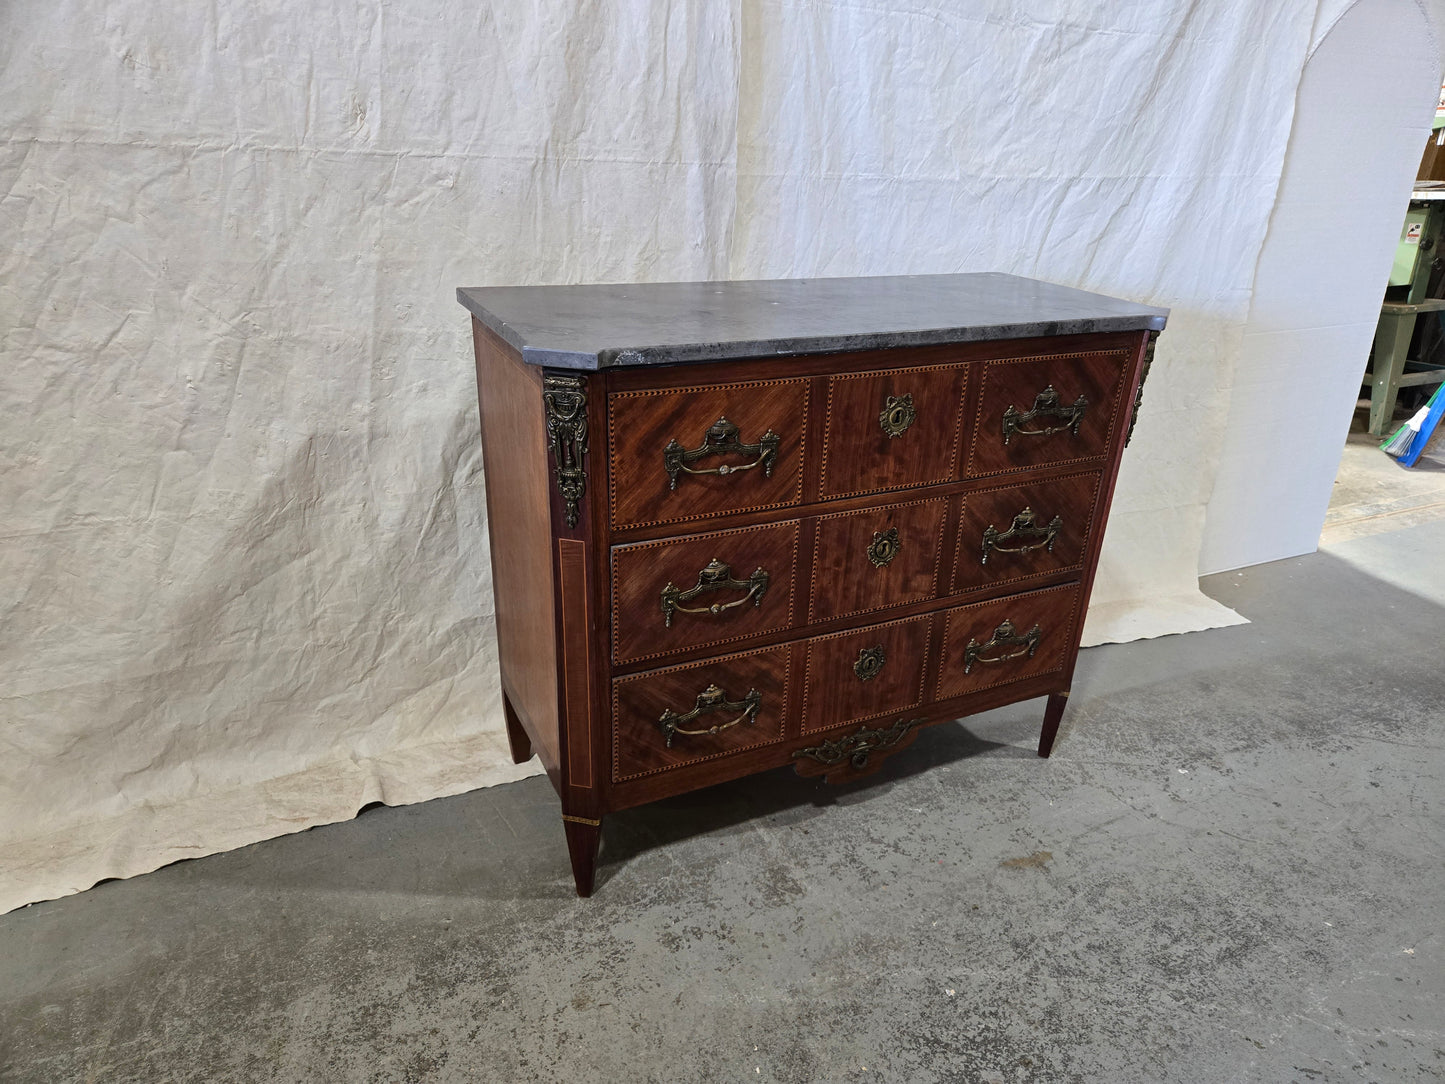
(1381, 381, 1445, 466)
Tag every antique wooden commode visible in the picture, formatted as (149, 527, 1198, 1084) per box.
(458, 274, 1166, 895)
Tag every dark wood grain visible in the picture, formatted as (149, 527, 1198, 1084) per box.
(801, 614, 933, 734)
(605, 667, 1071, 811)
(564, 817, 602, 897)
(611, 644, 791, 782)
(610, 520, 801, 665)
(809, 496, 949, 623)
(472, 319, 560, 775)
(607, 378, 810, 529)
(934, 583, 1083, 701)
(558, 539, 595, 790)
(965, 349, 1129, 477)
(602, 332, 1142, 394)
(1038, 692, 1069, 758)
(501, 692, 533, 765)
(952, 471, 1102, 593)
(467, 302, 1156, 893)
(818, 364, 970, 497)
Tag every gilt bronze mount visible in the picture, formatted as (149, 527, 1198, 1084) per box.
(542, 374, 588, 528)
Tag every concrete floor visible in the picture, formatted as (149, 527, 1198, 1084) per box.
(1321, 411, 1445, 547)
(3, 529, 1443, 1082)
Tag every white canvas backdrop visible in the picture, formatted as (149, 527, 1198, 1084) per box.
(0, 0, 1403, 913)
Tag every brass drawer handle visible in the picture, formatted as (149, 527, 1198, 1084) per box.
(980, 507, 1063, 565)
(854, 644, 887, 681)
(963, 619, 1042, 674)
(878, 393, 916, 438)
(663, 416, 780, 490)
(867, 527, 901, 568)
(657, 684, 761, 748)
(1001, 386, 1088, 445)
(661, 558, 770, 627)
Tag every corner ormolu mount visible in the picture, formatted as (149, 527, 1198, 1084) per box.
(1126, 330, 1159, 447)
(542, 375, 587, 528)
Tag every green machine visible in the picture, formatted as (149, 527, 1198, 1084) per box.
(1368, 190, 1445, 435)
(1387, 198, 1445, 298)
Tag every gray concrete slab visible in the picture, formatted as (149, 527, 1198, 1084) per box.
(2, 532, 1442, 1083)
(457, 273, 1169, 369)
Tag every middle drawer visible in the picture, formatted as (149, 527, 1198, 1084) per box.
(611, 496, 949, 665)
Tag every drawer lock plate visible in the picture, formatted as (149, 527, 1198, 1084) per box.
(866, 526, 902, 569)
(878, 393, 917, 438)
(853, 644, 887, 682)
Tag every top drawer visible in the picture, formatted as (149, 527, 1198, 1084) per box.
(608, 377, 811, 530)
(965, 349, 1132, 477)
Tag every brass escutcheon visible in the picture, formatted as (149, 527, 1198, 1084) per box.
(854, 644, 887, 681)
(879, 393, 917, 439)
(867, 526, 901, 569)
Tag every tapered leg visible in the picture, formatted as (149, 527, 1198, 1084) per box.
(563, 816, 602, 897)
(1037, 692, 1069, 758)
(502, 692, 533, 765)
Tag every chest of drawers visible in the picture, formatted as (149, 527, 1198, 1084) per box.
(459, 274, 1167, 895)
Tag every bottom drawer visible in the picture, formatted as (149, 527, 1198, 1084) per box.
(612, 644, 791, 782)
(935, 582, 1083, 700)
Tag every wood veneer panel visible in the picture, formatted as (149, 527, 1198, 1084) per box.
(966, 350, 1130, 477)
(611, 645, 791, 782)
(801, 614, 933, 734)
(472, 319, 559, 771)
(952, 471, 1102, 593)
(607, 378, 810, 530)
(809, 496, 949, 623)
(935, 583, 1082, 700)
(611, 520, 801, 665)
(819, 364, 970, 497)
(558, 539, 593, 789)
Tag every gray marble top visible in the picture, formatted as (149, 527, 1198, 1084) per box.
(456, 273, 1168, 370)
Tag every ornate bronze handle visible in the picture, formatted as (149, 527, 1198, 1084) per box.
(660, 558, 769, 627)
(867, 527, 901, 568)
(878, 393, 916, 438)
(663, 416, 780, 490)
(657, 684, 761, 748)
(980, 507, 1063, 565)
(963, 618, 1042, 674)
(792, 717, 922, 770)
(854, 644, 887, 681)
(1001, 386, 1088, 445)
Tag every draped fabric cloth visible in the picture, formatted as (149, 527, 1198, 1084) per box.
(0, 0, 1415, 912)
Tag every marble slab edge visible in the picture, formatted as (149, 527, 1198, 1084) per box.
(456, 288, 1168, 372)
